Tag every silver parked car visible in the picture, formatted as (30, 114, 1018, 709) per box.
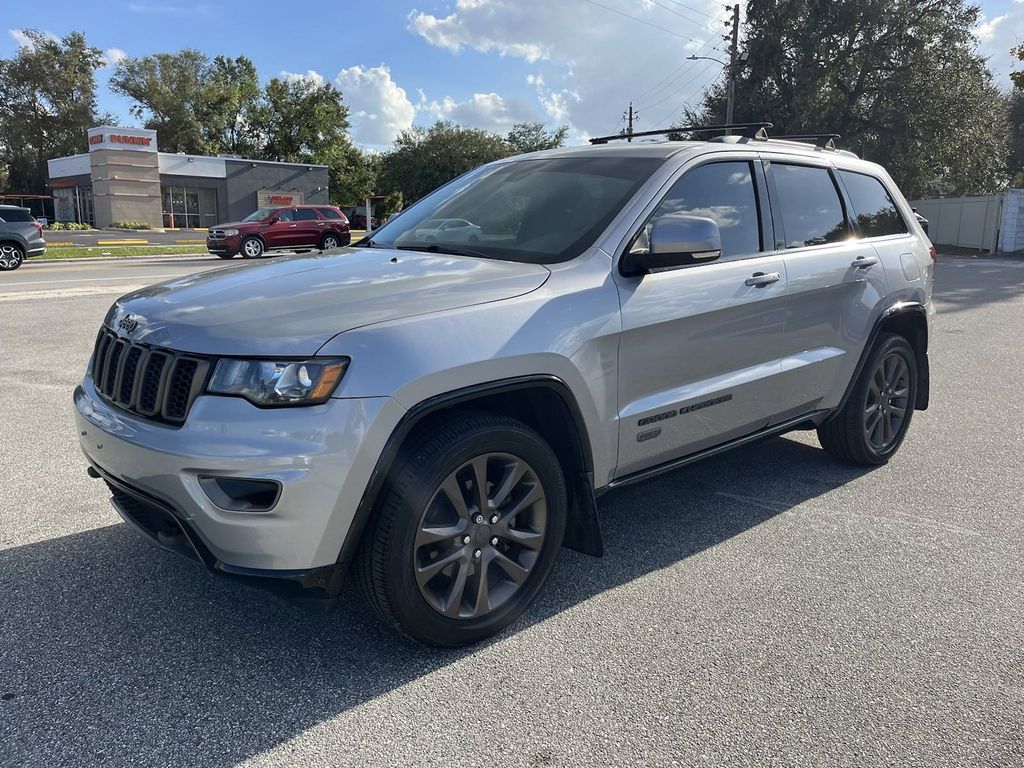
(0, 205, 46, 270)
(75, 127, 935, 646)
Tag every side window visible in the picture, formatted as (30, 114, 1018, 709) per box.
(767, 163, 848, 248)
(317, 207, 342, 220)
(838, 171, 908, 238)
(632, 161, 762, 260)
(274, 208, 294, 222)
(294, 208, 318, 221)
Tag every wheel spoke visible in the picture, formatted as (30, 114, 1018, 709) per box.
(416, 523, 464, 548)
(492, 550, 530, 584)
(470, 455, 490, 513)
(415, 548, 464, 586)
(870, 417, 884, 447)
(501, 527, 544, 550)
(443, 561, 469, 617)
(472, 553, 491, 615)
(440, 474, 471, 522)
(500, 482, 544, 522)
(491, 460, 527, 509)
(889, 404, 906, 418)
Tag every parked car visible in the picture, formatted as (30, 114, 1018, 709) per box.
(76, 131, 934, 646)
(0, 205, 46, 271)
(341, 207, 379, 230)
(206, 205, 350, 259)
(410, 218, 483, 244)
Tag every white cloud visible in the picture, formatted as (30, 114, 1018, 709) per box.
(102, 47, 128, 68)
(336, 64, 416, 146)
(419, 91, 539, 130)
(8, 28, 59, 49)
(975, 5, 1024, 88)
(280, 69, 326, 87)
(407, 0, 727, 138)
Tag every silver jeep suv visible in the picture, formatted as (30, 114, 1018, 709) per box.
(75, 127, 934, 646)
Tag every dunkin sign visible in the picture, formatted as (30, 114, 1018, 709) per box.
(87, 126, 158, 153)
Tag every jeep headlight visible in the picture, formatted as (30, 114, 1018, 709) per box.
(221, 228, 239, 236)
(208, 358, 349, 406)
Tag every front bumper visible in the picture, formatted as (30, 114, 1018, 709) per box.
(74, 374, 404, 576)
(206, 234, 240, 255)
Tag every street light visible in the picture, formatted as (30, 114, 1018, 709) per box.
(687, 50, 748, 129)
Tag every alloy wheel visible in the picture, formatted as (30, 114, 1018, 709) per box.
(323, 235, 339, 249)
(864, 351, 910, 452)
(413, 452, 547, 620)
(243, 239, 263, 258)
(0, 244, 24, 270)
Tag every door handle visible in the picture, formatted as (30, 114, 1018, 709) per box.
(288, 224, 298, 228)
(744, 271, 781, 287)
(852, 255, 878, 268)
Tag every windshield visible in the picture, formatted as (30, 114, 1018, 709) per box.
(360, 156, 661, 264)
(243, 207, 280, 222)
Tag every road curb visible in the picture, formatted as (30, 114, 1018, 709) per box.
(29, 253, 209, 265)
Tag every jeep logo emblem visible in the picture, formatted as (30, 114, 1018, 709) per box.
(118, 315, 139, 334)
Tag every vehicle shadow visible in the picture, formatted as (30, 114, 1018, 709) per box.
(0, 435, 869, 767)
(932, 255, 1024, 314)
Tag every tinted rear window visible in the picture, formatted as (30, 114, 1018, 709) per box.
(839, 171, 908, 238)
(768, 164, 848, 248)
(294, 208, 318, 221)
(0, 208, 33, 223)
(317, 207, 343, 220)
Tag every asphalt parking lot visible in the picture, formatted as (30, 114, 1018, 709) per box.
(1, 255, 1022, 767)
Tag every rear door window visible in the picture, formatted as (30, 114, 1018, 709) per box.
(294, 208, 318, 221)
(317, 208, 343, 220)
(0, 208, 34, 223)
(766, 163, 848, 248)
(838, 171, 908, 238)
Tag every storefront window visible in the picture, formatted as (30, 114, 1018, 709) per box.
(162, 185, 218, 228)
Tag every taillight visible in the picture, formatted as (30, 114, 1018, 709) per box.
(929, 244, 937, 264)
(34, 221, 43, 239)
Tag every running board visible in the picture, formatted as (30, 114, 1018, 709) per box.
(603, 410, 829, 491)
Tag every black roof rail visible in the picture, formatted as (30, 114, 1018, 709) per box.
(771, 133, 841, 149)
(589, 122, 772, 145)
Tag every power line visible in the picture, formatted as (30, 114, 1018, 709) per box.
(654, 0, 724, 21)
(578, 0, 708, 44)
(638, 59, 717, 113)
(645, 0, 721, 30)
(649, 62, 721, 125)
(632, 37, 719, 108)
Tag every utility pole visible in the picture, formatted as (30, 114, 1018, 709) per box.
(725, 4, 740, 131)
(624, 102, 636, 142)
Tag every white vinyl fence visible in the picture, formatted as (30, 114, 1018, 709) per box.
(910, 189, 1024, 253)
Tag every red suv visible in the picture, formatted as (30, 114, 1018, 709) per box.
(206, 205, 351, 259)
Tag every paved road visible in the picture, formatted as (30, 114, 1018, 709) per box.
(40, 228, 367, 249)
(1, 256, 1022, 767)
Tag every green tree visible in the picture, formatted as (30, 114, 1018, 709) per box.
(110, 49, 211, 153)
(682, 0, 1009, 197)
(1011, 47, 1024, 187)
(202, 55, 262, 156)
(326, 143, 378, 206)
(0, 30, 106, 193)
(255, 77, 350, 163)
(377, 121, 511, 204)
(506, 122, 569, 154)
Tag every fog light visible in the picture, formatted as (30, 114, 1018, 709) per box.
(199, 476, 281, 512)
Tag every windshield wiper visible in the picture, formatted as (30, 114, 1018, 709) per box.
(395, 243, 492, 260)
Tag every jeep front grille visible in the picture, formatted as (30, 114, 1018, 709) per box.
(90, 327, 210, 425)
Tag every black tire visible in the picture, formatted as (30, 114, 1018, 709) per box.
(355, 412, 567, 647)
(0, 243, 25, 271)
(818, 332, 918, 466)
(215, 253, 236, 260)
(240, 236, 264, 259)
(320, 233, 341, 250)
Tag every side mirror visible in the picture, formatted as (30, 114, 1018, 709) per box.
(622, 213, 722, 275)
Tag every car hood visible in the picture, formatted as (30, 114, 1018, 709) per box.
(105, 247, 551, 356)
(209, 220, 256, 230)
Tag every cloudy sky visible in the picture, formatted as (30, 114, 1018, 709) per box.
(4, 0, 1022, 150)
